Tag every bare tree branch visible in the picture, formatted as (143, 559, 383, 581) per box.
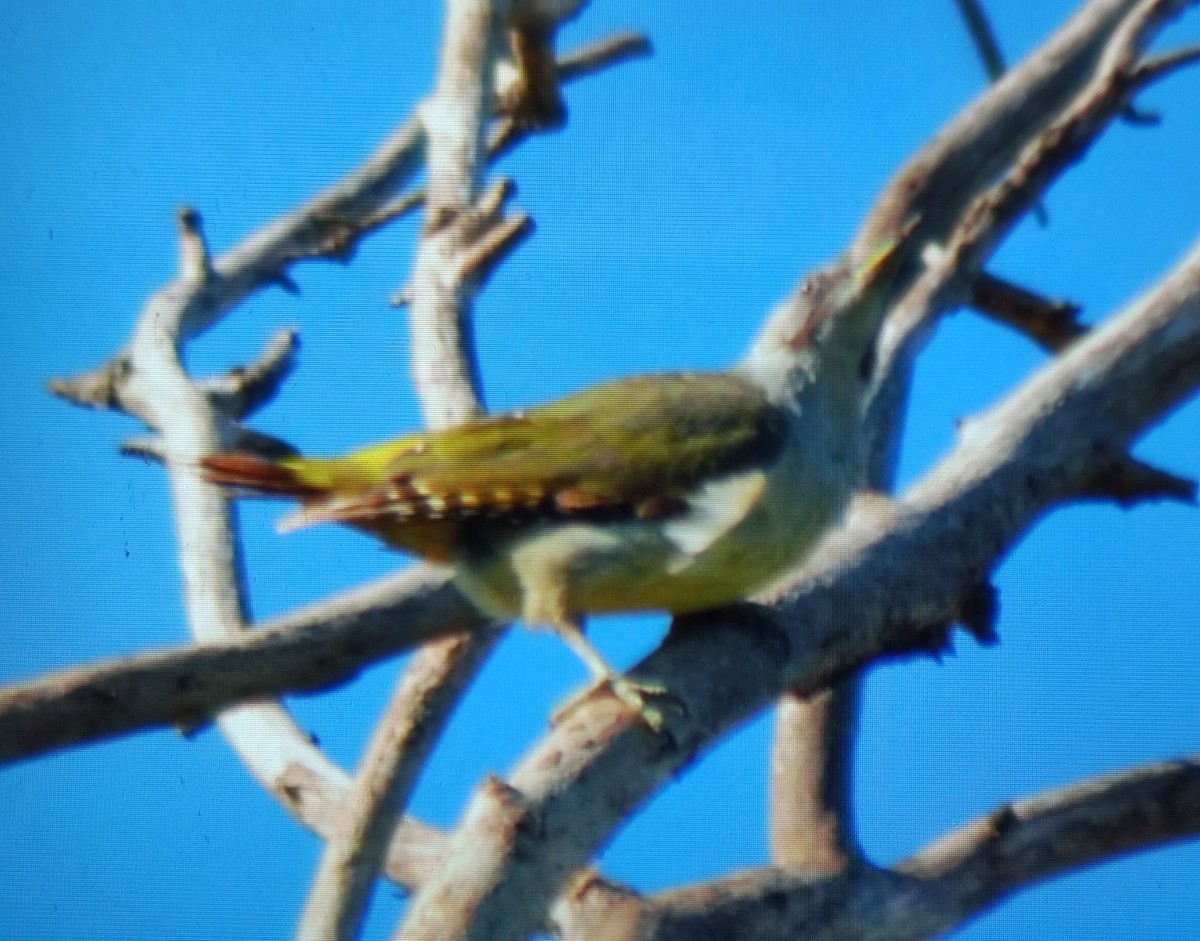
(391, 3, 1200, 929)
(769, 683, 861, 874)
(35, 3, 1197, 938)
(26, 31, 650, 773)
(955, 0, 1008, 81)
(41, 16, 648, 937)
(555, 32, 652, 83)
(854, 0, 1141, 255)
(900, 755, 1200, 909)
(967, 271, 1086, 351)
(400, 225, 1200, 941)
(295, 633, 498, 941)
(297, 2, 510, 937)
(0, 569, 484, 766)
(621, 755, 1200, 941)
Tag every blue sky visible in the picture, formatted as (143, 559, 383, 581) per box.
(1, 2, 1197, 939)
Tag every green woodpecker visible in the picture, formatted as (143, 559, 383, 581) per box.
(203, 243, 903, 723)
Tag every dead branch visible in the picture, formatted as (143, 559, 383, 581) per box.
(296, 0, 507, 935)
(612, 755, 1200, 941)
(0, 570, 482, 766)
(769, 683, 861, 874)
(43, 15, 649, 934)
(392, 4, 1200, 936)
(396, 226, 1200, 941)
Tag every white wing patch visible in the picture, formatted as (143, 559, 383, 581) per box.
(664, 469, 767, 572)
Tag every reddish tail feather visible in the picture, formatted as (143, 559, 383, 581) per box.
(199, 453, 318, 497)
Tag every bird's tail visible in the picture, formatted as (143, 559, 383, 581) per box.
(200, 453, 320, 497)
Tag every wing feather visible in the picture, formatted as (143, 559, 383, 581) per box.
(207, 372, 787, 553)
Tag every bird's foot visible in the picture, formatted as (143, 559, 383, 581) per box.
(552, 674, 683, 732)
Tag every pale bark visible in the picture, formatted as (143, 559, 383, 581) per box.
(37, 2, 1199, 940)
(393, 3, 1200, 938)
(296, 1, 508, 936)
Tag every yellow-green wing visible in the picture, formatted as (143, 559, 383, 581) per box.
(281, 372, 785, 527)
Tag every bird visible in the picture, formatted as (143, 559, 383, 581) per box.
(202, 241, 905, 727)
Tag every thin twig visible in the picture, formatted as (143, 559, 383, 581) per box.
(955, 0, 1007, 81)
(297, 3, 509, 938)
(556, 32, 652, 82)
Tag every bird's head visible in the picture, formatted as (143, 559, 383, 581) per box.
(737, 237, 910, 404)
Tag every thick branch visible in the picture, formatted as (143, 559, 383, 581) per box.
(624, 755, 1200, 941)
(392, 222, 1200, 940)
(0, 569, 484, 766)
(407, 0, 504, 427)
(855, 0, 1139, 258)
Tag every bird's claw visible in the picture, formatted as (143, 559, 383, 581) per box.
(552, 675, 684, 732)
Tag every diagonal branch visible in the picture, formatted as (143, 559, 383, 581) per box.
(0, 569, 481, 766)
(392, 201, 1200, 941)
(625, 754, 1200, 941)
(900, 755, 1200, 912)
(296, 2, 510, 938)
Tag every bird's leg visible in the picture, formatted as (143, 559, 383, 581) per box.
(518, 562, 675, 729)
(549, 617, 670, 730)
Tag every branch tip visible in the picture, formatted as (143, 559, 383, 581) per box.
(176, 205, 212, 280)
(119, 436, 167, 463)
(1081, 456, 1198, 508)
(47, 354, 133, 413)
(202, 327, 300, 420)
(556, 31, 653, 83)
(272, 271, 302, 295)
(968, 271, 1087, 352)
(1120, 102, 1162, 125)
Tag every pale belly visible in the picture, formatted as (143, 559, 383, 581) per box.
(454, 466, 852, 623)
